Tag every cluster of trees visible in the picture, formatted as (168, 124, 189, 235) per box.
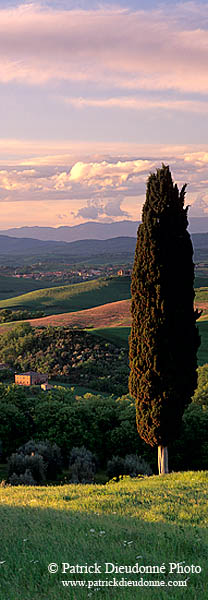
(0, 309, 45, 323)
(0, 374, 208, 476)
(7, 443, 153, 486)
(7, 440, 62, 485)
(0, 324, 129, 394)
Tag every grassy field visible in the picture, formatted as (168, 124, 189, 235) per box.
(89, 326, 131, 347)
(50, 382, 111, 397)
(195, 287, 208, 302)
(0, 275, 61, 301)
(0, 471, 207, 599)
(0, 277, 131, 315)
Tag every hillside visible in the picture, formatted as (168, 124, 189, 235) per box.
(89, 321, 208, 366)
(0, 234, 136, 256)
(0, 232, 207, 266)
(0, 275, 62, 301)
(0, 276, 131, 315)
(0, 279, 207, 321)
(0, 472, 207, 599)
(0, 234, 136, 265)
(22, 299, 131, 328)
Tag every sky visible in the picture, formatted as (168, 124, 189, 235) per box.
(1, 0, 208, 228)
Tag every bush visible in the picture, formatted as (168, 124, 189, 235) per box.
(69, 446, 97, 483)
(123, 454, 153, 477)
(9, 469, 36, 486)
(107, 456, 126, 481)
(17, 440, 62, 479)
(7, 439, 63, 485)
(8, 452, 46, 483)
(107, 454, 152, 481)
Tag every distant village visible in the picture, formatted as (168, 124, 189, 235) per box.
(0, 263, 132, 282)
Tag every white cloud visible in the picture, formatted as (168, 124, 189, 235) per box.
(67, 159, 153, 188)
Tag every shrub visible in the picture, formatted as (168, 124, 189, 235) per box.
(69, 446, 97, 483)
(9, 469, 36, 486)
(17, 440, 62, 479)
(107, 456, 126, 481)
(107, 454, 152, 481)
(8, 452, 46, 483)
(123, 454, 153, 477)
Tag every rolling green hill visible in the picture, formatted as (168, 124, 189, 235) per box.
(0, 276, 131, 315)
(1, 279, 207, 318)
(0, 275, 60, 301)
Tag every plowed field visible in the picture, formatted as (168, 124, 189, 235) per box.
(26, 298, 131, 329)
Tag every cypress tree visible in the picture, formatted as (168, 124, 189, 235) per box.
(129, 165, 200, 474)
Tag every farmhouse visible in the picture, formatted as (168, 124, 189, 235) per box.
(15, 371, 48, 387)
(117, 268, 132, 276)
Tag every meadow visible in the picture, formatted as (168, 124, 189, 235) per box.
(0, 278, 207, 317)
(0, 471, 207, 599)
(0, 275, 59, 301)
(0, 277, 131, 315)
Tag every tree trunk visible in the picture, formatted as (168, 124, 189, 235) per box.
(158, 446, 169, 475)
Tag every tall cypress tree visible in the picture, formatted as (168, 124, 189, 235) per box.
(129, 165, 200, 474)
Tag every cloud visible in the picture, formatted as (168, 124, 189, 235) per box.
(0, 159, 153, 202)
(0, 3, 208, 94)
(76, 204, 101, 219)
(75, 197, 130, 220)
(184, 152, 208, 166)
(189, 195, 208, 216)
(64, 96, 208, 114)
(66, 159, 153, 189)
(1, 142, 208, 226)
(0, 168, 39, 191)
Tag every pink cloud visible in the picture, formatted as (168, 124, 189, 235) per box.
(64, 96, 208, 114)
(0, 3, 207, 93)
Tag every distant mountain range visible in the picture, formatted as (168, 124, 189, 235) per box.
(0, 221, 139, 242)
(0, 232, 207, 260)
(1, 217, 208, 242)
(0, 235, 136, 256)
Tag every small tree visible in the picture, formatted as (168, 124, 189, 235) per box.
(129, 165, 200, 474)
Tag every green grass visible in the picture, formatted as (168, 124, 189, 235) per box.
(88, 326, 131, 347)
(0, 277, 131, 315)
(195, 287, 208, 303)
(197, 321, 208, 365)
(50, 382, 111, 397)
(0, 275, 60, 301)
(0, 472, 207, 599)
(195, 276, 208, 288)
